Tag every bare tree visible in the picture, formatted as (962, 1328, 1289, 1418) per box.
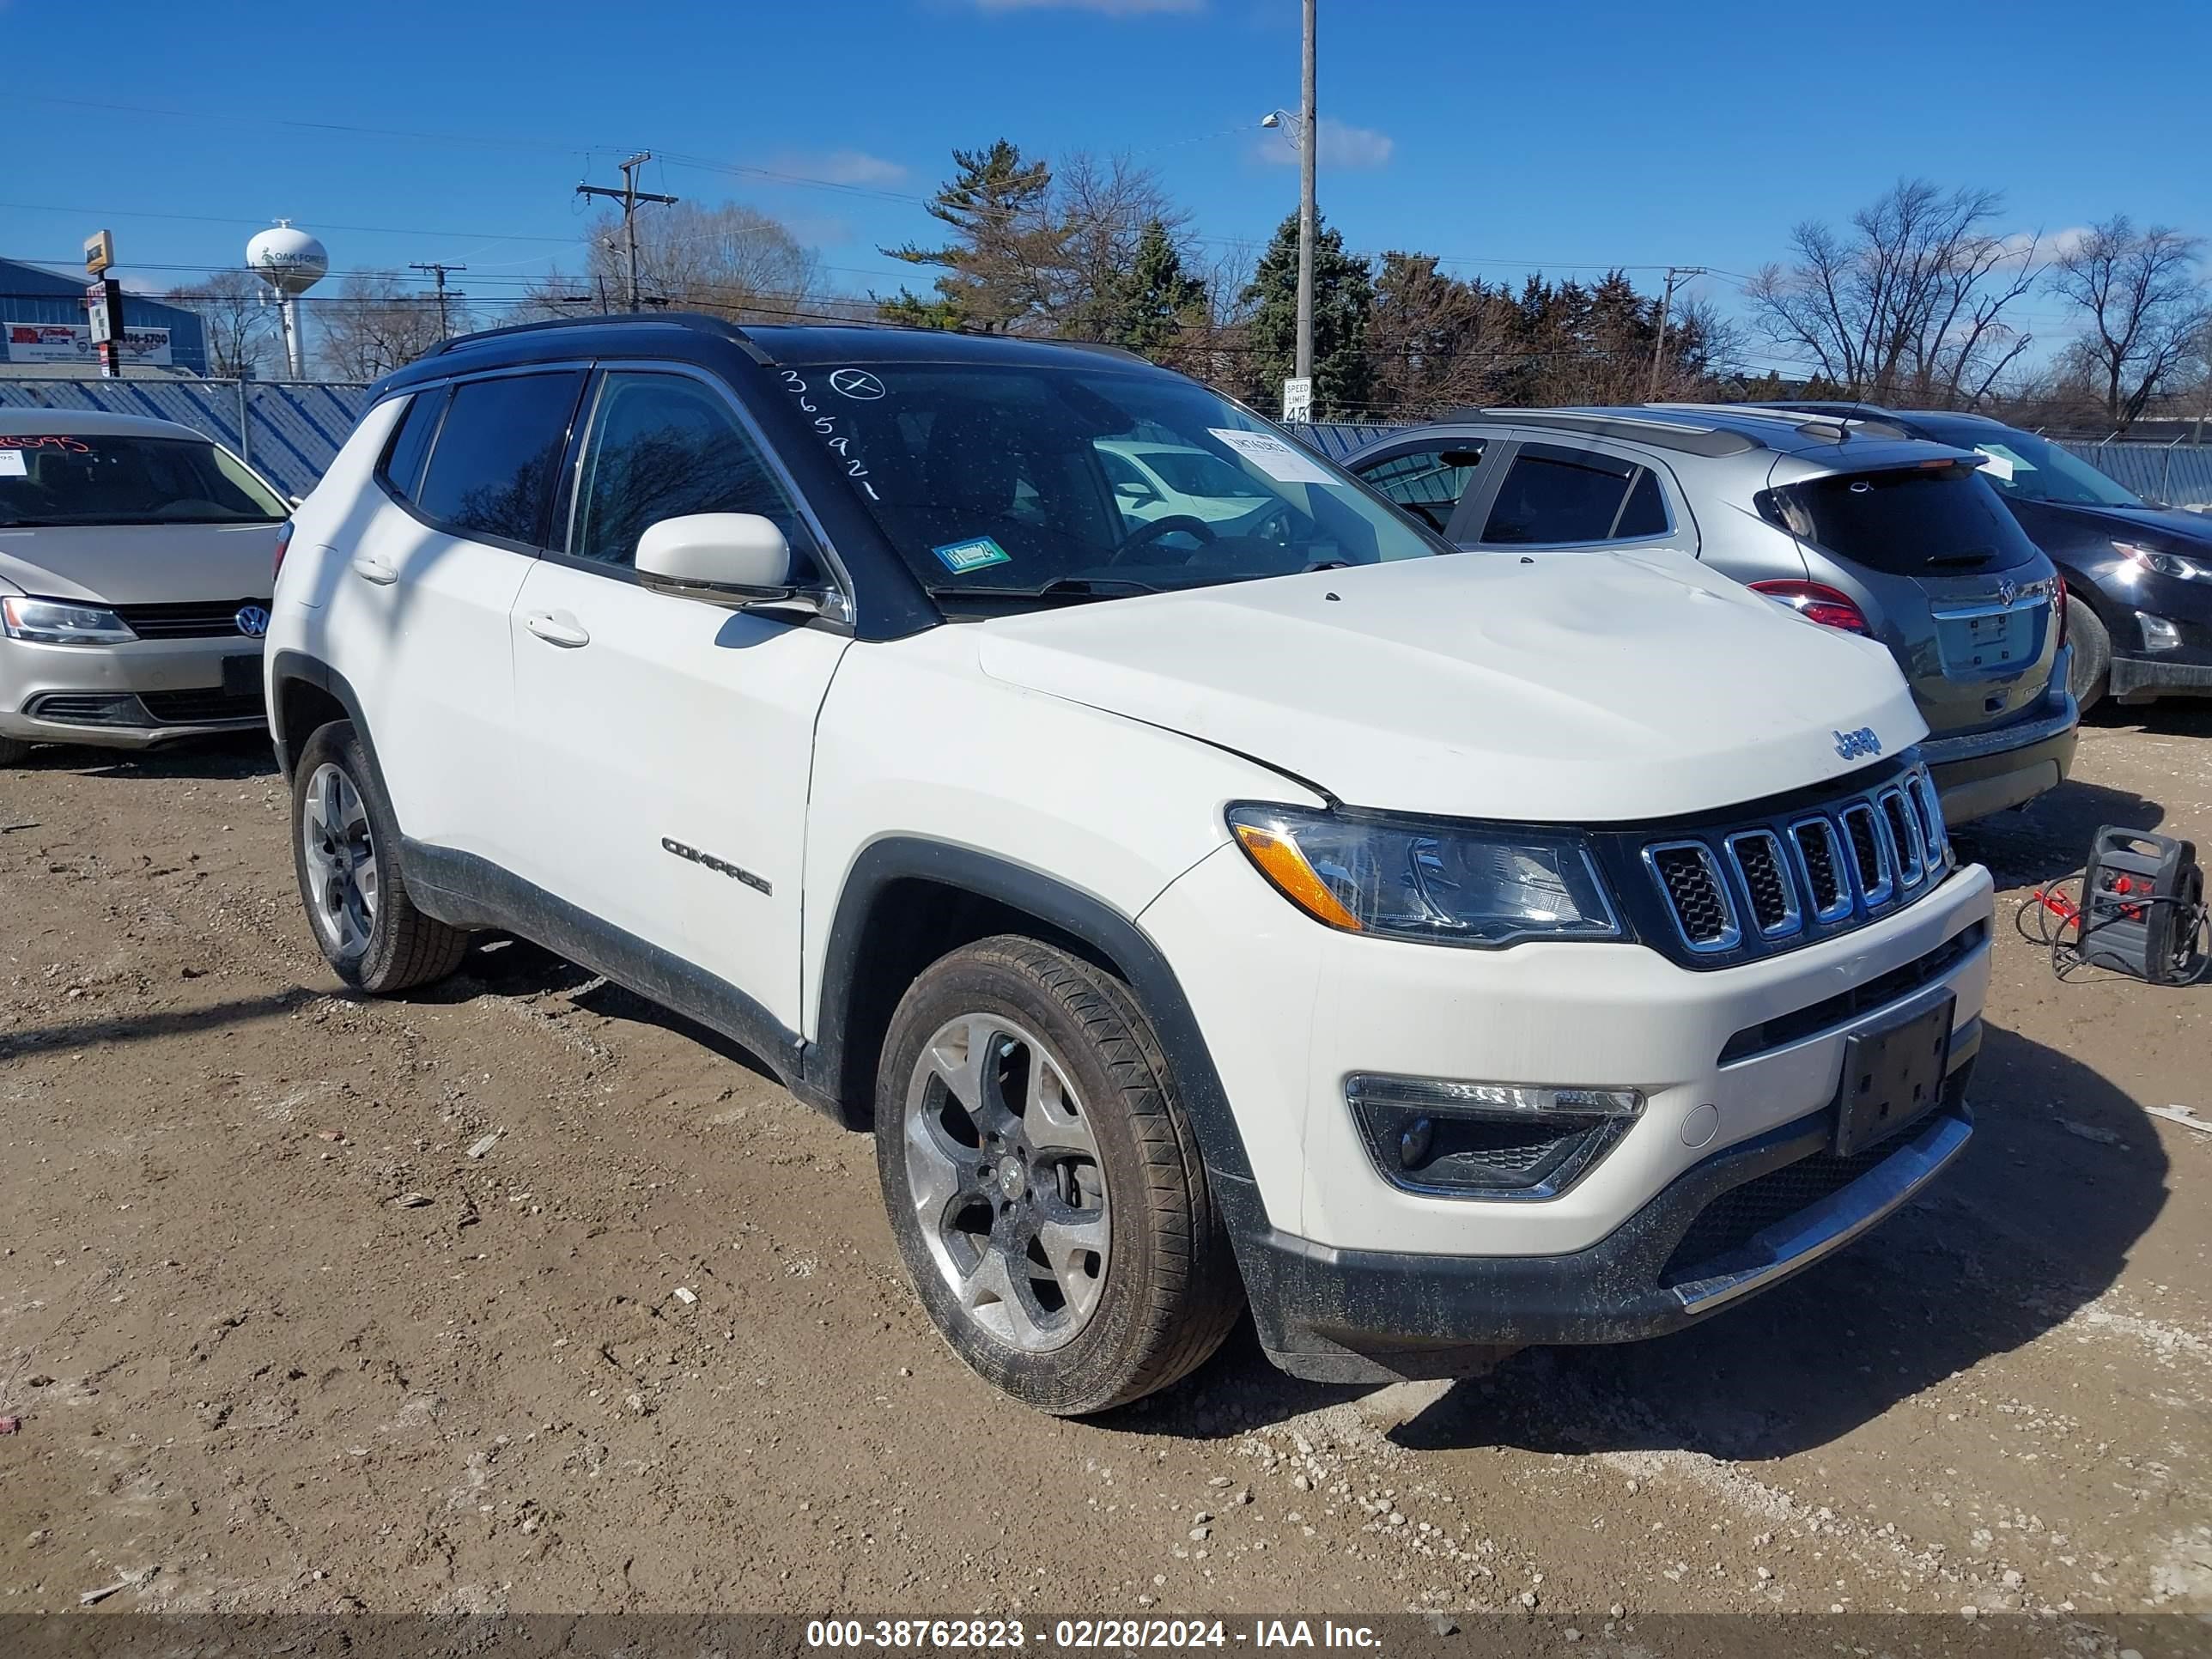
(1746, 179, 2038, 407)
(600, 201, 825, 321)
(1049, 151, 1190, 337)
(2047, 216, 2211, 429)
(162, 269, 279, 379)
(317, 272, 453, 379)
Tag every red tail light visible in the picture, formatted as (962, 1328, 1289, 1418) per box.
(273, 520, 295, 581)
(1749, 579, 1870, 635)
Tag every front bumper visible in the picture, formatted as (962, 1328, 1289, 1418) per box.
(1139, 842, 1996, 1382)
(1237, 1053, 1975, 1382)
(0, 635, 265, 750)
(2110, 610, 2212, 701)
(1921, 690, 2078, 822)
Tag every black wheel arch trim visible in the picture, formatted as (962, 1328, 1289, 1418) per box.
(268, 649, 380, 782)
(803, 837, 1261, 1196)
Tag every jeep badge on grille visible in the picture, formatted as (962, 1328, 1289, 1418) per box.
(1832, 726, 1882, 761)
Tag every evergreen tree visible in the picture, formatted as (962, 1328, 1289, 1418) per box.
(880, 140, 1059, 332)
(1241, 212, 1375, 418)
(1109, 219, 1206, 359)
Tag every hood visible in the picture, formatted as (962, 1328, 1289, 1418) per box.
(0, 522, 282, 605)
(975, 553, 1927, 823)
(2030, 500, 2212, 550)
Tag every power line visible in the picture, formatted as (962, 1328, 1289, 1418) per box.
(408, 262, 467, 340)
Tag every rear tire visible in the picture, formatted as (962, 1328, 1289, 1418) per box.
(874, 936, 1244, 1415)
(289, 720, 471, 994)
(2066, 594, 2111, 714)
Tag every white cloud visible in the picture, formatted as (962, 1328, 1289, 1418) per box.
(1254, 116, 1395, 171)
(1994, 225, 2094, 268)
(770, 149, 908, 187)
(974, 0, 1202, 13)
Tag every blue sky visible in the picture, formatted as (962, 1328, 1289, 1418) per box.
(6, 0, 2209, 371)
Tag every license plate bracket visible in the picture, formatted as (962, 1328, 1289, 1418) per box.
(1937, 605, 2032, 674)
(1833, 993, 1954, 1156)
(221, 653, 262, 696)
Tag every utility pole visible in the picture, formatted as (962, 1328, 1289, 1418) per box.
(1296, 0, 1317, 392)
(1648, 265, 1706, 400)
(575, 153, 678, 313)
(409, 262, 467, 341)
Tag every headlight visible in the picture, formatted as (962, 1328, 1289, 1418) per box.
(1, 596, 137, 645)
(2114, 540, 2207, 580)
(1226, 803, 1620, 946)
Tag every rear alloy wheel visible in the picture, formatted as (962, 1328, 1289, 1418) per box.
(875, 937, 1243, 1414)
(289, 721, 471, 994)
(2066, 593, 2111, 714)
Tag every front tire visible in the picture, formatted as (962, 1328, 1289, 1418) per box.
(2066, 593, 2111, 714)
(289, 720, 470, 994)
(0, 734, 29, 766)
(875, 937, 1244, 1414)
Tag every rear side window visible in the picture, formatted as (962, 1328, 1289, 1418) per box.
(412, 371, 586, 547)
(1759, 463, 2040, 574)
(378, 391, 444, 503)
(1480, 442, 1667, 544)
(1361, 443, 1486, 532)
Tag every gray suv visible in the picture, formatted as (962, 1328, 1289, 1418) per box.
(1346, 405, 2076, 823)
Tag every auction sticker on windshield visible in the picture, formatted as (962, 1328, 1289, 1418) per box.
(1208, 428, 1334, 485)
(0, 452, 24, 477)
(933, 535, 1014, 574)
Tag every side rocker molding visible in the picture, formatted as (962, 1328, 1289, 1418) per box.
(800, 839, 1263, 1206)
(401, 839, 811, 1091)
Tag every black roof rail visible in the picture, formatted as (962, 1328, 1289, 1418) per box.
(432, 310, 776, 365)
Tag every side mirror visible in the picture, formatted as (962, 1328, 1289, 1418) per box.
(635, 512, 842, 619)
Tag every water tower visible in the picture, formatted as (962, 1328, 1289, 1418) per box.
(246, 221, 328, 379)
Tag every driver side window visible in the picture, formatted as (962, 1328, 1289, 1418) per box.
(568, 371, 821, 574)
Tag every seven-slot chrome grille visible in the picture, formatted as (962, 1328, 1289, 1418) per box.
(1639, 766, 1950, 957)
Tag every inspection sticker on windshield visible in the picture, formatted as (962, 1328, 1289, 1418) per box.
(933, 535, 1013, 574)
(0, 451, 24, 477)
(1208, 428, 1334, 485)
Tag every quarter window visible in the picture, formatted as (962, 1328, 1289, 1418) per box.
(1480, 443, 1669, 544)
(1361, 443, 1486, 532)
(568, 371, 819, 571)
(378, 390, 444, 504)
(412, 370, 586, 547)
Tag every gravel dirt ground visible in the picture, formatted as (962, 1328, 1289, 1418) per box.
(2, 705, 2209, 1627)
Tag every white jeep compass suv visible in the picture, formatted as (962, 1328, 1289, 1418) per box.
(267, 315, 1997, 1414)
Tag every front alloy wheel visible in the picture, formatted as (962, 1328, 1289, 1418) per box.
(903, 1013, 1111, 1352)
(874, 937, 1243, 1414)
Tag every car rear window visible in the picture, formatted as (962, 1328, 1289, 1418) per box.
(0, 433, 286, 527)
(1759, 463, 2040, 574)
(411, 371, 586, 547)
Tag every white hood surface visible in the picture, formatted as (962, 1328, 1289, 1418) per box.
(0, 522, 281, 606)
(975, 551, 1927, 823)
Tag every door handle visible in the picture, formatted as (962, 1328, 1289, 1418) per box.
(524, 611, 591, 648)
(350, 552, 398, 586)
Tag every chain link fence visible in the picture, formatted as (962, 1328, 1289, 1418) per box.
(2, 378, 2207, 513)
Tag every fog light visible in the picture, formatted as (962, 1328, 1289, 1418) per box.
(1346, 1073, 1643, 1200)
(2139, 613, 2182, 653)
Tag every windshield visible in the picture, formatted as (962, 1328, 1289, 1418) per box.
(1948, 428, 2144, 508)
(774, 361, 1440, 601)
(0, 433, 287, 527)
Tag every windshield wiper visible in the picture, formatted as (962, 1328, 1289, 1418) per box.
(952, 575, 1167, 603)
